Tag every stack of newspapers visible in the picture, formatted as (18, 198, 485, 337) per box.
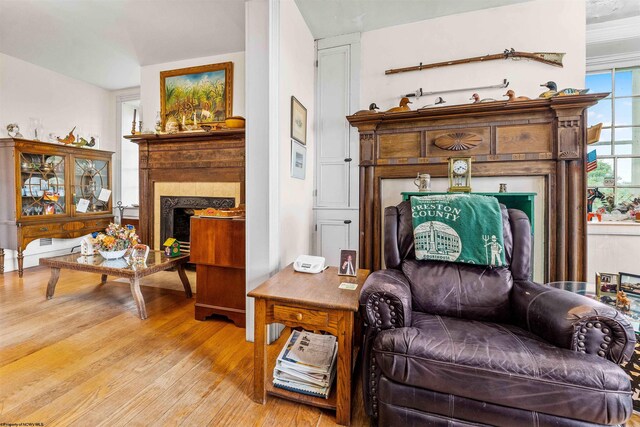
(273, 330, 338, 399)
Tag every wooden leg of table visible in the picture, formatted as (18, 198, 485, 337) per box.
(129, 278, 148, 320)
(17, 248, 24, 278)
(0, 248, 4, 273)
(176, 263, 193, 298)
(46, 268, 61, 299)
(336, 311, 354, 426)
(253, 298, 267, 404)
(100, 274, 108, 284)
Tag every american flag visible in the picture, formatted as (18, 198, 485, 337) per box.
(586, 150, 597, 172)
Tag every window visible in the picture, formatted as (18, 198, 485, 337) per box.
(586, 67, 640, 219)
(120, 100, 139, 206)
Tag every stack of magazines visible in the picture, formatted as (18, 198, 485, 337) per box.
(273, 330, 337, 399)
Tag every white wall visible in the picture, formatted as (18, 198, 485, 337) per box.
(0, 53, 115, 272)
(139, 51, 245, 128)
(278, 0, 315, 267)
(588, 224, 640, 281)
(0, 53, 114, 150)
(360, 0, 585, 110)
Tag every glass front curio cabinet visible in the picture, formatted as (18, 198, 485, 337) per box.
(0, 138, 114, 277)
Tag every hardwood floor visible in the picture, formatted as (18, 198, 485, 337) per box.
(3, 265, 638, 426)
(0, 266, 369, 426)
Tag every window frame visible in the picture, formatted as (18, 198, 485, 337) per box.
(586, 67, 640, 213)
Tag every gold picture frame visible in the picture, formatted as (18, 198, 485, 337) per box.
(596, 272, 620, 305)
(291, 96, 307, 145)
(160, 62, 233, 127)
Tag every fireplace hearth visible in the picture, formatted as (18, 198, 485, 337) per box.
(160, 196, 235, 252)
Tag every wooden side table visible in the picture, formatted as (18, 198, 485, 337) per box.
(248, 264, 369, 426)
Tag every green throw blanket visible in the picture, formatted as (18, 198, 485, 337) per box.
(410, 194, 506, 266)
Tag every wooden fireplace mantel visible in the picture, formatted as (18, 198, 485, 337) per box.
(347, 93, 607, 282)
(125, 130, 245, 247)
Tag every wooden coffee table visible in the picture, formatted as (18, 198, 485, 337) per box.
(248, 264, 369, 426)
(40, 251, 192, 319)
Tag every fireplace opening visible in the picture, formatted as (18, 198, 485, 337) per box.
(160, 196, 235, 254)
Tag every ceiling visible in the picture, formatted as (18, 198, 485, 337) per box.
(294, 0, 534, 39)
(0, 0, 245, 90)
(295, 0, 640, 40)
(586, 0, 640, 24)
(1, 0, 638, 91)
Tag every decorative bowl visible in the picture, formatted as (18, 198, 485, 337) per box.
(99, 249, 128, 259)
(225, 116, 245, 129)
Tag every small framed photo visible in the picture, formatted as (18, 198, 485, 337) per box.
(596, 272, 620, 305)
(291, 140, 306, 180)
(620, 272, 640, 297)
(291, 96, 307, 145)
(338, 250, 357, 276)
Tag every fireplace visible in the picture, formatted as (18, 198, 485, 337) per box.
(160, 196, 235, 252)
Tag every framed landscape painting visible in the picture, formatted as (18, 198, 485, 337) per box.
(291, 96, 307, 145)
(160, 62, 233, 127)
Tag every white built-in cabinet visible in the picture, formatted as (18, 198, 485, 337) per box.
(314, 34, 361, 268)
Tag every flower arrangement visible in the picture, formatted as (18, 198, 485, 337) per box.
(93, 223, 139, 253)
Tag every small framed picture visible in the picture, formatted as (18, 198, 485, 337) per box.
(291, 140, 306, 180)
(596, 272, 620, 305)
(338, 250, 357, 276)
(291, 96, 307, 145)
(619, 272, 640, 297)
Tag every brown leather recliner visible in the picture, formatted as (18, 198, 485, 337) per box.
(360, 201, 636, 426)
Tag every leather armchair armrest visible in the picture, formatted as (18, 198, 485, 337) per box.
(359, 269, 412, 331)
(512, 280, 636, 364)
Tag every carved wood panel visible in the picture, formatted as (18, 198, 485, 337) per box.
(427, 127, 490, 156)
(496, 123, 552, 154)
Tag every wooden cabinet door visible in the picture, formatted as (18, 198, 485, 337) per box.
(316, 45, 352, 208)
(314, 210, 358, 267)
(190, 217, 245, 268)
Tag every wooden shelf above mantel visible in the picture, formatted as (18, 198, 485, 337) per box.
(346, 93, 607, 130)
(124, 128, 245, 143)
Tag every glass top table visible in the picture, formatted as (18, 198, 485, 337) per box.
(39, 251, 192, 319)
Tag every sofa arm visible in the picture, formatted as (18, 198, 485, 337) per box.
(360, 269, 412, 331)
(512, 280, 636, 364)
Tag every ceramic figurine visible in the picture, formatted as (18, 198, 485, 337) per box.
(469, 93, 496, 103)
(6, 123, 23, 138)
(81, 236, 96, 256)
(88, 136, 96, 147)
(421, 97, 446, 108)
(504, 90, 530, 102)
(74, 136, 90, 147)
(386, 97, 412, 113)
(617, 290, 631, 312)
(56, 126, 76, 144)
(539, 81, 589, 98)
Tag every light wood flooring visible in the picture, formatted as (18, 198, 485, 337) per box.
(0, 265, 368, 426)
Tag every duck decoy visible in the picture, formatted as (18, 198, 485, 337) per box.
(504, 90, 530, 102)
(421, 97, 446, 108)
(354, 102, 381, 115)
(469, 93, 496, 103)
(73, 137, 90, 147)
(57, 126, 76, 144)
(386, 97, 412, 113)
(539, 81, 589, 98)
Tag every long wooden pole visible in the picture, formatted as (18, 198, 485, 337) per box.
(385, 50, 564, 75)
